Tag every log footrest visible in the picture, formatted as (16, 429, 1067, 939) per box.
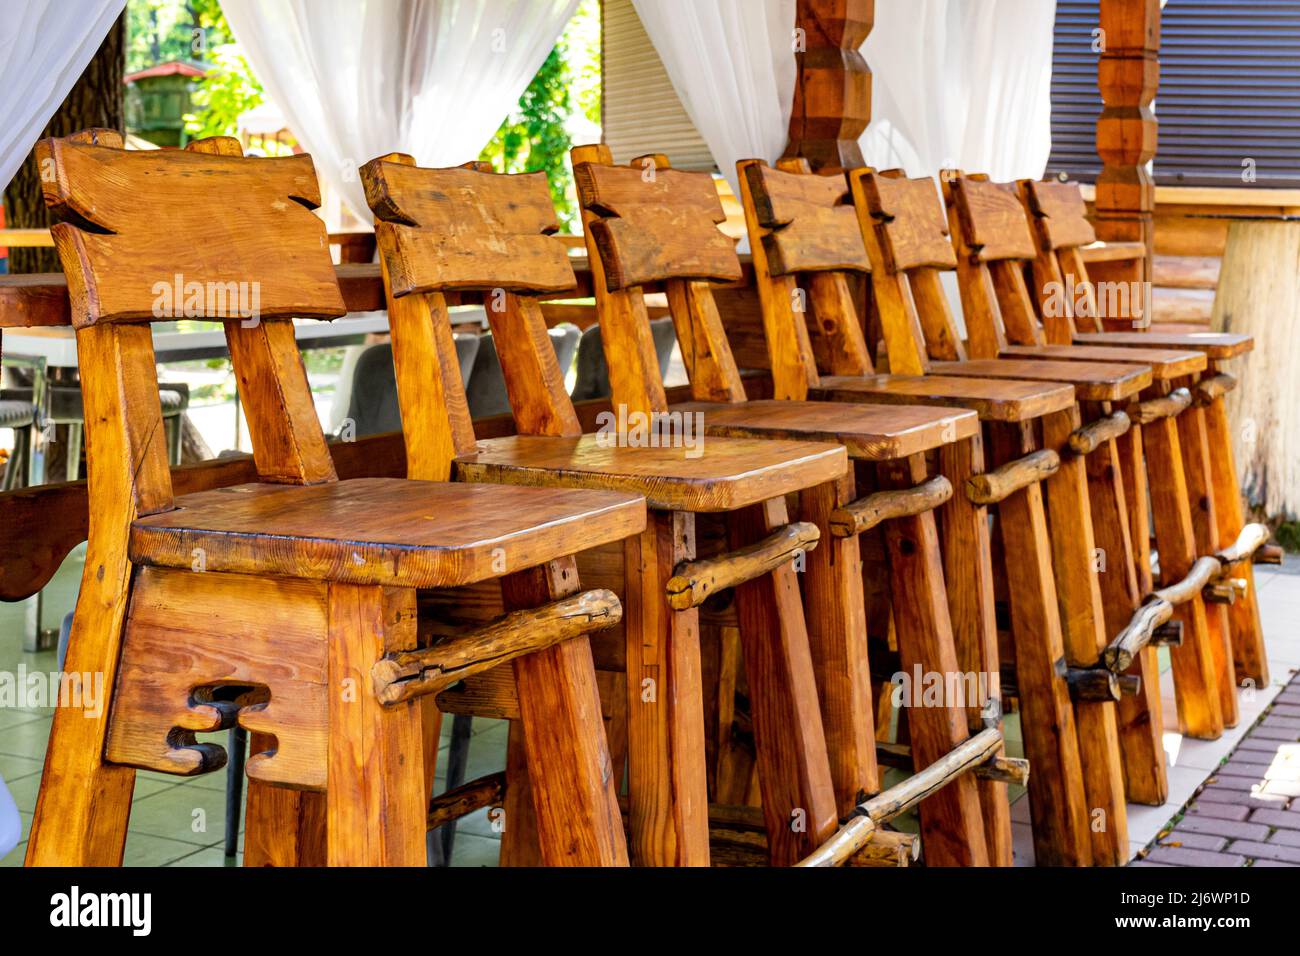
(1128, 387, 1192, 425)
(1195, 373, 1237, 406)
(372, 589, 623, 704)
(965, 449, 1060, 505)
(828, 475, 952, 537)
(797, 727, 1009, 867)
(1067, 410, 1131, 456)
(427, 771, 506, 831)
(1103, 523, 1271, 672)
(666, 521, 819, 608)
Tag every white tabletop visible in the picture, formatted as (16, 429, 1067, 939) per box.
(1, 312, 395, 367)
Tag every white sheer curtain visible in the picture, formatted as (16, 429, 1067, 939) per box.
(0, 0, 125, 192)
(222, 0, 580, 222)
(861, 0, 1057, 179)
(631, 0, 796, 192)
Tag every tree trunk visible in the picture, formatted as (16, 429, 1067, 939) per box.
(3, 13, 125, 274)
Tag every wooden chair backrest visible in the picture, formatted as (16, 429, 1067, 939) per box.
(1018, 179, 1105, 338)
(40, 130, 346, 526)
(573, 144, 748, 409)
(736, 158, 874, 400)
(846, 168, 964, 373)
(363, 153, 582, 481)
(939, 171, 1049, 356)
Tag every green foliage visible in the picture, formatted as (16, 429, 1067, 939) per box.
(1275, 520, 1300, 554)
(183, 44, 264, 139)
(478, 0, 601, 229)
(127, 0, 233, 73)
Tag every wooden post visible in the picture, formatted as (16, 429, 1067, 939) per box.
(1094, 0, 1159, 309)
(783, 0, 874, 173)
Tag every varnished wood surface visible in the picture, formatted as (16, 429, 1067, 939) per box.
(999, 343, 1206, 379)
(669, 399, 977, 460)
(1073, 331, 1252, 360)
(930, 358, 1152, 402)
(812, 373, 1075, 422)
(742, 162, 869, 275)
(455, 433, 847, 513)
(129, 478, 647, 588)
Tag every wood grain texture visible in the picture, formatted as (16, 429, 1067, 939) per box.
(39, 139, 345, 326)
(129, 478, 646, 589)
(948, 177, 1037, 262)
(456, 433, 847, 513)
(1021, 179, 1097, 251)
(573, 161, 741, 290)
(325, 584, 426, 866)
(812, 373, 1076, 423)
(998, 343, 1206, 380)
(670, 399, 977, 460)
(1073, 331, 1253, 360)
(742, 162, 869, 274)
(854, 171, 958, 272)
(930, 357, 1151, 403)
(362, 156, 575, 295)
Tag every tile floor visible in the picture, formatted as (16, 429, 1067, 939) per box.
(2, 545, 1296, 867)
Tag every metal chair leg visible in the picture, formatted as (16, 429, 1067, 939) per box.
(435, 714, 474, 865)
(225, 725, 247, 858)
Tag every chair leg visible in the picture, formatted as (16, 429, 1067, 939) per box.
(937, 434, 1014, 866)
(1177, 394, 1239, 727)
(988, 422, 1092, 867)
(498, 719, 543, 866)
(797, 474, 878, 817)
(1203, 389, 1267, 686)
(1083, 412, 1168, 807)
(25, 552, 138, 866)
(437, 714, 473, 863)
(324, 583, 426, 867)
(621, 511, 710, 866)
(728, 497, 838, 866)
(1143, 414, 1224, 739)
(877, 453, 989, 867)
(225, 725, 247, 857)
(65, 422, 82, 483)
(501, 558, 628, 866)
(1040, 408, 1128, 866)
(244, 770, 326, 867)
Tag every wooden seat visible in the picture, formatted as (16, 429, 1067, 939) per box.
(929, 357, 1151, 402)
(999, 343, 1206, 379)
(27, 131, 639, 870)
(457, 433, 845, 512)
(1072, 330, 1252, 360)
(810, 373, 1075, 422)
(130, 478, 644, 588)
(668, 399, 979, 459)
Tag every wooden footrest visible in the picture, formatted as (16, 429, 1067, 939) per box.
(666, 521, 819, 608)
(372, 589, 622, 703)
(1104, 524, 1271, 672)
(828, 475, 952, 536)
(1195, 373, 1237, 406)
(1128, 387, 1192, 425)
(427, 771, 506, 831)
(1066, 410, 1130, 455)
(965, 449, 1059, 504)
(797, 727, 1007, 867)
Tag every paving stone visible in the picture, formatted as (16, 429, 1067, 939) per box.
(1163, 830, 1228, 851)
(1146, 845, 1245, 867)
(1270, 704, 1300, 718)
(1268, 828, 1300, 848)
(1178, 816, 1270, 841)
(1218, 761, 1273, 778)
(1188, 803, 1251, 822)
(1195, 787, 1287, 810)
(1249, 808, 1300, 830)
(1227, 840, 1300, 864)
(1128, 861, 1173, 867)
(1261, 715, 1300, 730)
(1247, 726, 1300, 742)
(1250, 859, 1299, 867)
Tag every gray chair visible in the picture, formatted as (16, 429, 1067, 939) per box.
(331, 333, 481, 439)
(2, 383, 188, 481)
(570, 317, 677, 402)
(466, 324, 581, 420)
(0, 399, 35, 490)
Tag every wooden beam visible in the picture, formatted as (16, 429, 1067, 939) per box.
(1094, 0, 1160, 314)
(782, 0, 874, 173)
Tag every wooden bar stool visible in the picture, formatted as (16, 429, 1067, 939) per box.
(1016, 178, 1276, 690)
(362, 153, 850, 866)
(737, 158, 1130, 866)
(25, 130, 644, 868)
(572, 145, 1019, 867)
(941, 171, 1251, 746)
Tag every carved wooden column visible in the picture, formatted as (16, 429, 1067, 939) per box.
(1094, 0, 1159, 296)
(782, 0, 873, 173)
